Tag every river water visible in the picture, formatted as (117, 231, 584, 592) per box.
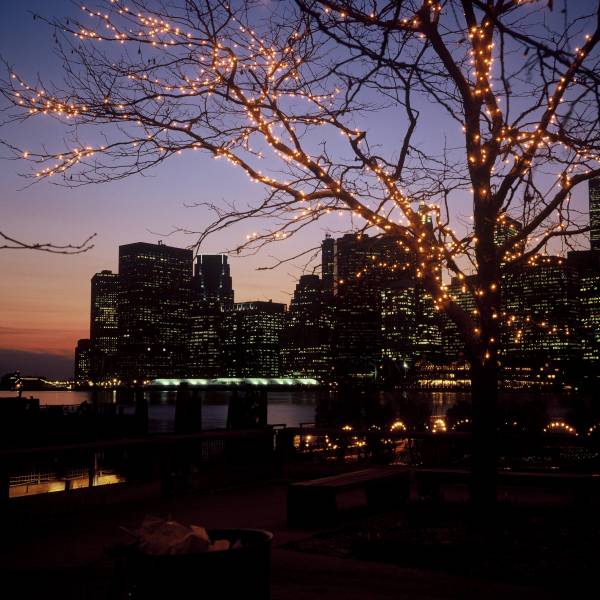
(25, 388, 596, 433)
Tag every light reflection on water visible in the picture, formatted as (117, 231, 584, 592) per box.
(27, 388, 583, 432)
(30, 389, 322, 431)
(9, 388, 597, 498)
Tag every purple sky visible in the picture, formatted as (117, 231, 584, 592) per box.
(0, 1, 593, 378)
(0, 1, 334, 377)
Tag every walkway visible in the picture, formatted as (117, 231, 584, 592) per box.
(1, 481, 553, 599)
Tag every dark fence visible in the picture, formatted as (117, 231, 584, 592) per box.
(1, 425, 599, 505)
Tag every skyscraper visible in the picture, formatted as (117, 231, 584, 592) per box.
(590, 178, 600, 250)
(329, 233, 413, 381)
(90, 270, 120, 356)
(188, 255, 234, 377)
(192, 254, 234, 310)
(74, 338, 93, 383)
(441, 275, 478, 360)
(568, 249, 600, 374)
(222, 301, 286, 377)
(321, 235, 335, 297)
(502, 256, 582, 387)
(281, 274, 332, 380)
(118, 241, 192, 380)
(494, 213, 525, 264)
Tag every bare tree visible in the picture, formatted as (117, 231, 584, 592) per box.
(0, 231, 96, 253)
(1, 0, 599, 507)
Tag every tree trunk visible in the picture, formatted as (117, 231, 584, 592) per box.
(470, 358, 499, 512)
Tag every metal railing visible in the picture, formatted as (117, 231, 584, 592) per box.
(1, 425, 599, 502)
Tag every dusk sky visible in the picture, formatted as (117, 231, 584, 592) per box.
(0, 1, 334, 377)
(0, 1, 593, 377)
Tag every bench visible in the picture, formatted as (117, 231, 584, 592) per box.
(414, 468, 600, 505)
(287, 466, 410, 528)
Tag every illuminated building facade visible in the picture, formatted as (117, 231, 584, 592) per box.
(381, 279, 443, 368)
(188, 255, 235, 378)
(91, 270, 120, 354)
(192, 254, 234, 310)
(328, 233, 414, 381)
(590, 178, 600, 251)
(222, 301, 285, 377)
(502, 257, 582, 387)
(440, 275, 478, 360)
(281, 275, 332, 380)
(188, 313, 223, 378)
(568, 250, 600, 381)
(118, 241, 192, 380)
(89, 270, 120, 378)
(494, 213, 525, 264)
(321, 235, 335, 298)
(74, 338, 93, 383)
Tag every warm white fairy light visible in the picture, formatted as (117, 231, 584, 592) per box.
(4, 0, 599, 367)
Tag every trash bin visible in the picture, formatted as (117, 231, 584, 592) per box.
(111, 528, 273, 599)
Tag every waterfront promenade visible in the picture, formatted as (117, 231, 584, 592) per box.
(2, 479, 556, 599)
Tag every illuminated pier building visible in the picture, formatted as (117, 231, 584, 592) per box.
(117, 241, 192, 380)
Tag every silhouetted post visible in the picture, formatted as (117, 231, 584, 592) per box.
(134, 387, 148, 435)
(175, 382, 202, 434)
(257, 390, 268, 427)
(91, 384, 99, 413)
(191, 387, 202, 432)
(88, 451, 96, 488)
(0, 461, 9, 509)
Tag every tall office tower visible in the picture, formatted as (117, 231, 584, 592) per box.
(590, 178, 600, 250)
(74, 339, 93, 383)
(568, 250, 600, 375)
(333, 232, 412, 295)
(188, 255, 234, 377)
(327, 233, 411, 382)
(188, 312, 222, 377)
(222, 301, 285, 377)
(118, 241, 192, 381)
(321, 235, 335, 297)
(440, 275, 478, 360)
(494, 213, 525, 264)
(440, 215, 524, 359)
(281, 275, 332, 380)
(502, 256, 582, 387)
(192, 254, 234, 310)
(381, 279, 443, 363)
(90, 270, 120, 359)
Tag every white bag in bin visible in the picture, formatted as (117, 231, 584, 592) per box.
(136, 516, 231, 555)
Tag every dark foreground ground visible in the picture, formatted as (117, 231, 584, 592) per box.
(1, 479, 596, 599)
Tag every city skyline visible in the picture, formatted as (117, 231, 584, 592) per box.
(0, 0, 596, 379)
(3, 193, 599, 379)
(0, 1, 334, 374)
(2, 5, 600, 592)
(69, 216, 599, 390)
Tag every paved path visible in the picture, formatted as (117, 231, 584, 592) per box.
(1, 481, 553, 599)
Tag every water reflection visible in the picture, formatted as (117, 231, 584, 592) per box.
(27, 388, 599, 434)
